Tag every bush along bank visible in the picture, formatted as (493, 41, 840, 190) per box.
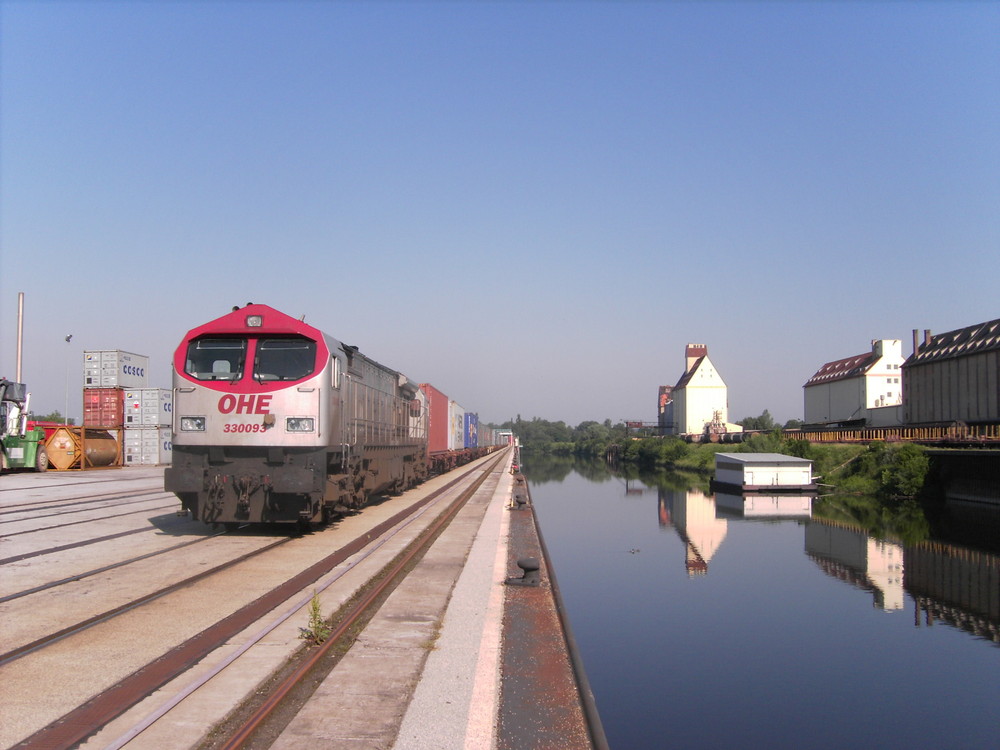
(591, 433, 931, 500)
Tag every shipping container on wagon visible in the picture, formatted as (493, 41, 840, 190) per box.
(408, 387, 428, 441)
(123, 427, 172, 465)
(419, 383, 451, 454)
(464, 412, 479, 449)
(123, 388, 172, 427)
(83, 387, 125, 427)
(448, 401, 465, 452)
(83, 350, 149, 389)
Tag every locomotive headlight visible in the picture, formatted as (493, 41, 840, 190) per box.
(286, 417, 315, 432)
(180, 416, 206, 431)
(246, 314, 263, 327)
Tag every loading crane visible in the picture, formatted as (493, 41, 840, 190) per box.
(0, 378, 48, 472)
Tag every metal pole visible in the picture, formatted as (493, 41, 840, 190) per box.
(16, 292, 24, 382)
(65, 336, 73, 423)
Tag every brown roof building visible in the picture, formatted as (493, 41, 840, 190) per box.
(803, 339, 904, 426)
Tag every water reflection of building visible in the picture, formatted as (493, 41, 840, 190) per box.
(804, 522, 905, 611)
(659, 488, 728, 577)
(715, 492, 813, 519)
(906, 544, 1000, 644)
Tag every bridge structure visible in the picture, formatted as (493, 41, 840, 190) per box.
(790, 423, 1000, 446)
(923, 448, 1000, 508)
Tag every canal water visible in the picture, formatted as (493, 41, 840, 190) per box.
(522, 456, 1000, 750)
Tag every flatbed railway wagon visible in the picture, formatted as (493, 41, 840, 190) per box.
(164, 305, 428, 526)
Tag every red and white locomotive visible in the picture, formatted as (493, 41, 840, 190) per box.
(164, 304, 434, 526)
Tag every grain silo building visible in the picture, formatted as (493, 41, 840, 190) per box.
(904, 319, 1000, 425)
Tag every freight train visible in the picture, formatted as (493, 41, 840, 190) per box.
(164, 304, 504, 527)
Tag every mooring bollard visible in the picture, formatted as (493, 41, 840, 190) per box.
(506, 556, 540, 587)
(510, 474, 530, 509)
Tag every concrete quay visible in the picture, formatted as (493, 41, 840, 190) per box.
(269, 450, 602, 749)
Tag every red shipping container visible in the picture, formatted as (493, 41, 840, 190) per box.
(83, 387, 125, 427)
(419, 383, 450, 454)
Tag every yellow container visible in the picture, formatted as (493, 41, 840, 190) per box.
(46, 427, 119, 470)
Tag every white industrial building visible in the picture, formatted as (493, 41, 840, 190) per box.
(805, 524, 905, 611)
(666, 344, 741, 437)
(662, 488, 729, 577)
(802, 339, 905, 427)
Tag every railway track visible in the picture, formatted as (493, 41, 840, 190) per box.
(0, 499, 184, 538)
(0, 536, 292, 665)
(0, 528, 224, 601)
(0, 489, 170, 521)
(2, 453, 507, 749)
(0, 516, 198, 568)
(216, 449, 507, 750)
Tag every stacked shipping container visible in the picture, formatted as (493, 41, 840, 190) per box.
(123, 425, 172, 466)
(83, 350, 149, 389)
(83, 388, 126, 428)
(82, 350, 172, 466)
(123, 388, 172, 465)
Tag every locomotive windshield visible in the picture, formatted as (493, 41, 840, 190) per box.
(185, 338, 247, 381)
(254, 338, 317, 381)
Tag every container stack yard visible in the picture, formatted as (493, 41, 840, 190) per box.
(76, 349, 172, 468)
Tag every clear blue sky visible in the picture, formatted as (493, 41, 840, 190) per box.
(2, 1, 998, 427)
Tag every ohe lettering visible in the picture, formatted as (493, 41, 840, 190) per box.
(218, 394, 272, 414)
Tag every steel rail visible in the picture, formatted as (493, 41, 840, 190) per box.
(0, 488, 167, 518)
(0, 527, 223, 601)
(0, 500, 180, 538)
(218, 451, 507, 750)
(0, 537, 292, 666)
(0, 473, 159, 495)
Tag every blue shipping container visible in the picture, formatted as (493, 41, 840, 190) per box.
(464, 413, 479, 449)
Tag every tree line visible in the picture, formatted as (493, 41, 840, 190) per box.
(500, 411, 930, 500)
(499, 410, 802, 453)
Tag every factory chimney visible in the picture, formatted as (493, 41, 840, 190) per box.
(912, 329, 934, 357)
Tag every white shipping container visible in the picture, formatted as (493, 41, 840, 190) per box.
(448, 401, 465, 452)
(123, 427, 172, 465)
(124, 388, 172, 426)
(84, 350, 150, 389)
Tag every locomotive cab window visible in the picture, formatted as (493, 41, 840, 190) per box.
(186, 338, 247, 381)
(254, 338, 317, 382)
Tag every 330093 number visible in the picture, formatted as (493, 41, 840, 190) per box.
(223, 423, 265, 433)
